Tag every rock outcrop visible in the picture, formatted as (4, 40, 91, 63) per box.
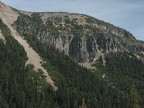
(13, 12, 144, 67)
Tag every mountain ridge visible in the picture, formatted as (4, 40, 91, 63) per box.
(13, 11, 144, 65)
(1, 1, 144, 67)
(0, 1, 144, 107)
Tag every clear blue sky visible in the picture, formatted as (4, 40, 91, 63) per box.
(1, 0, 144, 41)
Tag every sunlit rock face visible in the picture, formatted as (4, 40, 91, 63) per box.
(12, 10, 144, 65)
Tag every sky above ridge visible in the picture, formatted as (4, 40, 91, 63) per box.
(1, 0, 144, 41)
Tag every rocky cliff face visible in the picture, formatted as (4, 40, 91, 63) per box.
(12, 11, 144, 66)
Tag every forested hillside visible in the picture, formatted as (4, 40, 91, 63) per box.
(0, 18, 55, 107)
(95, 52, 144, 106)
(1, 18, 140, 107)
(0, 1, 144, 107)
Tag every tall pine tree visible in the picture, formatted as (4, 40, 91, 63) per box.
(129, 81, 141, 108)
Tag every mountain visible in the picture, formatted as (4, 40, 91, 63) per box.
(13, 10, 144, 69)
(0, 1, 144, 107)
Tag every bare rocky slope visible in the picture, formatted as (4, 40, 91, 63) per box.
(1, 1, 144, 68)
(0, 1, 57, 90)
(14, 11, 144, 67)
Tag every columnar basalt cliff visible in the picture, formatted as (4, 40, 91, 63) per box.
(13, 12, 144, 66)
(1, 1, 144, 65)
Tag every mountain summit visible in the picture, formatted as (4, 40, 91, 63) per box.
(0, 1, 144, 107)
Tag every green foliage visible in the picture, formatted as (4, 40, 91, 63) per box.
(95, 52, 144, 107)
(81, 98, 88, 108)
(19, 13, 33, 22)
(11, 13, 143, 107)
(129, 81, 141, 108)
(31, 13, 43, 25)
(0, 19, 58, 107)
(64, 16, 71, 23)
(18, 31, 131, 108)
(45, 19, 59, 32)
(86, 16, 96, 23)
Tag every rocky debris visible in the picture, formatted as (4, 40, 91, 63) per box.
(0, 30, 6, 44)
(0, 3, 57, 91)
(1, 3, 142, 68)
(13, 11, 144, 67)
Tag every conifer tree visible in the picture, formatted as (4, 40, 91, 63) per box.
(129, 81, 141, 108)
(81, 98, 87, 108)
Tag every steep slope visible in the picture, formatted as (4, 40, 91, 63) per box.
(0, 11, 131, 108)
(11, 6, 144, 107)
(0, 1, 57, 90)
(0, 18, 61, 107)
(0, 1, 144, 107)
(13, 11, 144, 68)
